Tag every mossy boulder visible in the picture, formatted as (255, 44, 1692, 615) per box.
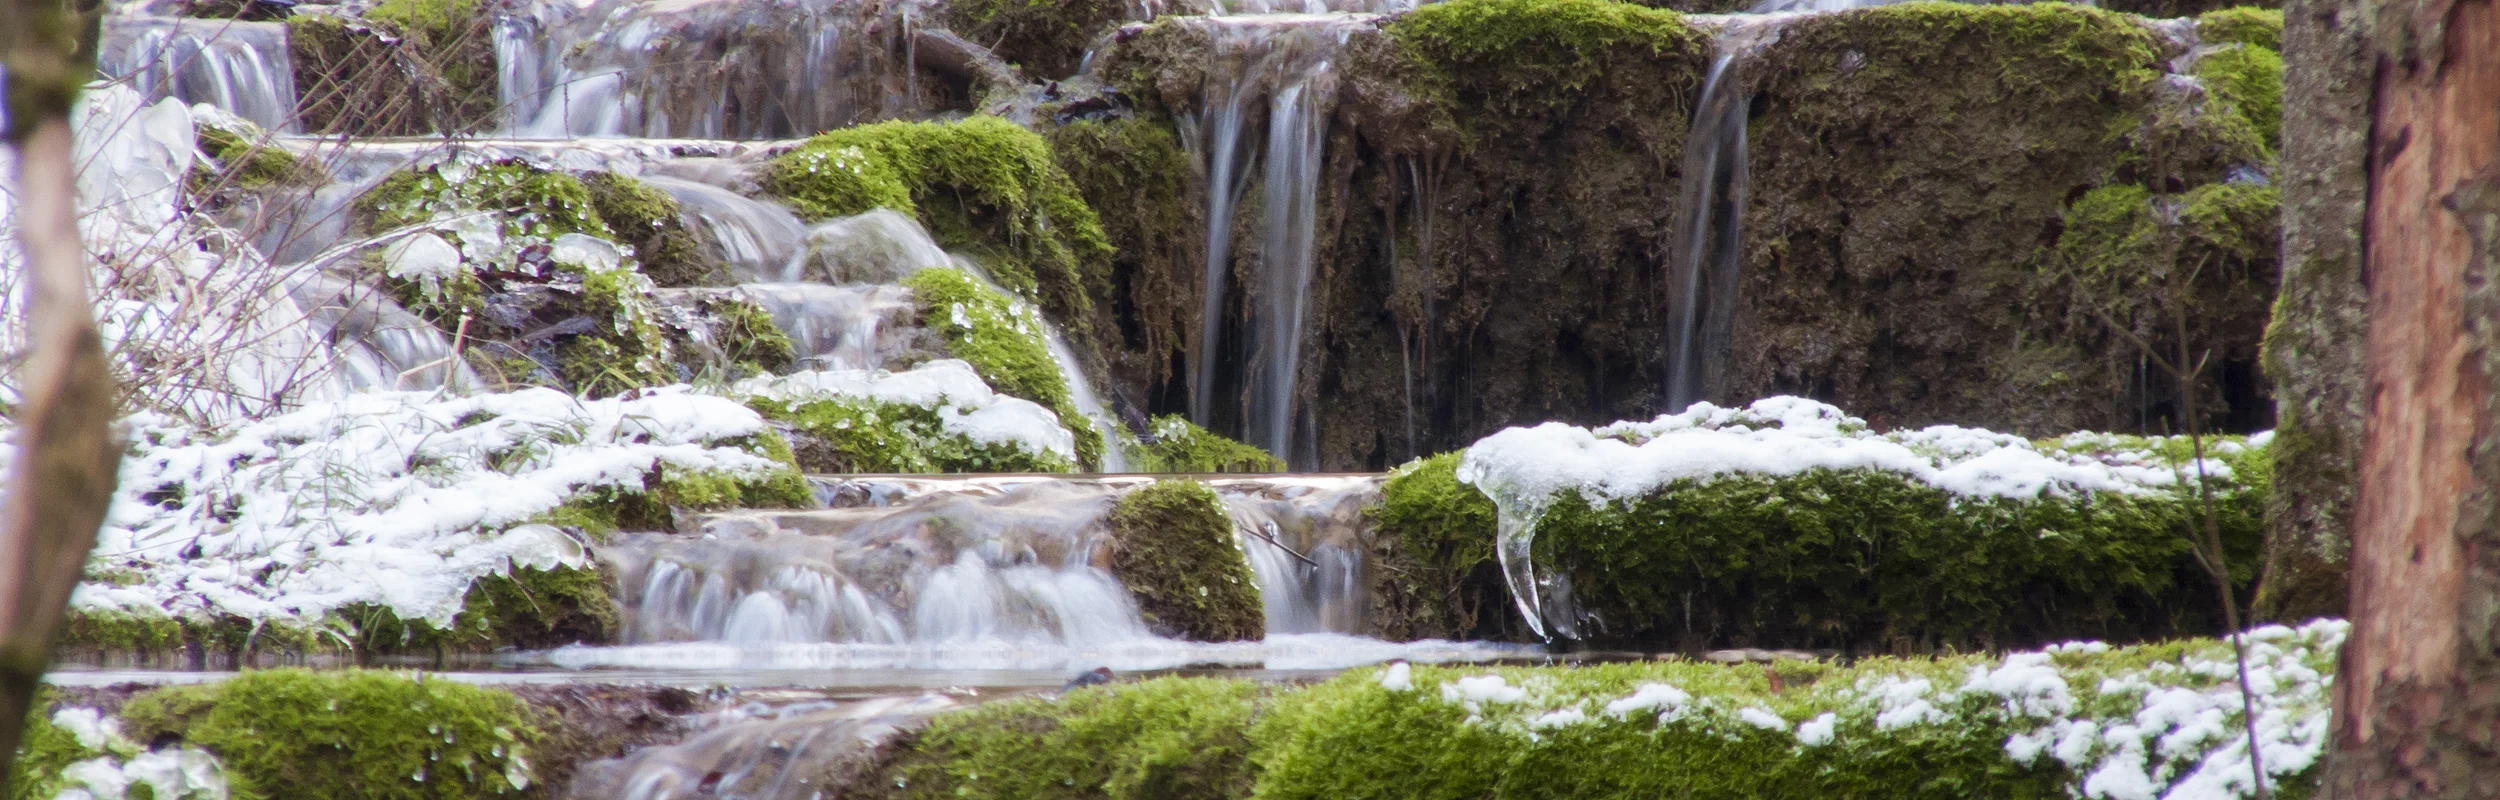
(287, 11, 489, 136)
(1133, 416, 1283, 473)
(338, 564, 620, 658)
(1045, 118, 1200, 404)
(1106, 480, 1263, 642)
(859, 677, 1260, 800)
(357, 161, 681, 396)
(939, 0, 1129, 80)
(118, 669, 539, 800)
(1367, 453, 1517, 641)
(191, 123, 318, 191)
(582, 172, 717, 287)
(762, 117, 1116, 340)
(903, 267, 1106, 468)
(854, 626, 2335, 800)
(361, 0, 498, 130)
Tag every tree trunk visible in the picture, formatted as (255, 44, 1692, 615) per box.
(0, 0, 120, 780)
(2322, 0, 2500, 796)
(2255, 0, 2375, 625)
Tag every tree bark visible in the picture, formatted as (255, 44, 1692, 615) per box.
(0, 0, 120, 780)
(2323, 0, 2500, 796)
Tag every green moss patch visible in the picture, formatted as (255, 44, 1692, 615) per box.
(1133, 415, 1283, 473)
(940, 0, 1122, 79)
(2196, 6, 2282, 50)
(362, 0, 497, 128)
(865, 677, 1260, 800)
(119, 669, 539, 799)
(1044, 117, 1196, 390)
(859, 624, 2335, 800)
(1388, 0, 1708, 123)
(762, 117, 1115, 334)
(2195, 38, 2283, 152)
(192, 123, 318, 191)
(748, 395, 1078, 474)
(903, 267, 1104, 468)
(583, 172, 716, 287)
(1368, 453, 1513, 640)
(339, 563, 619, 657)
(1106, 480, 1263, 641)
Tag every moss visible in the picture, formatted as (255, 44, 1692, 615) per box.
(556, 268, 675, 397)
(2195, 41, 2284, 152)
(763, 118, 1116, 334)
(55, 611, 333, 663)
(1132, 416, 1282, 473)
(119, 669, 539, 800)
(340, 563, 619, 656)
(902, 267, 1104, 469)
(362, 161, 611, 242)
(1388, 0, 1709, 124)
(9, 690, 87, 800)
(860, 633, 2329, 800)
(1044, 118, 1197, 388)
(862, 677, 1260, 800)
(192, 124, 317, 190)
(362, 0, 496, 127)
(1367, 453, 1513, 640)
(940, 0, 1123, 79)
(1105, 480, 1264, 641)
(1532, 461, 2265, 651)
(2196, 7, 2283, 50)
(582, 172, 715, 287)
(749, 395, 1078, 473)
(705, 295, 798, 375)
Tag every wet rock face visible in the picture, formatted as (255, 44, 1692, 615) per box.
(1729, 4, 2279, 436)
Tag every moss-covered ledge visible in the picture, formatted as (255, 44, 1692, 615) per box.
(852, 622, 2337, 800)
(760, 117, 1116, 339)
(1132, 416, 1285, 474)
(903, 267, 1106, 469)
(1106, 480, 1263, 642)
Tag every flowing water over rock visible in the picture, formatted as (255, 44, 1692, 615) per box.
(1177, 14, 1366, 469)
(496, 0, 943, 138)
(1661, 16, 1791, 409)
(98, 16, 300, 132)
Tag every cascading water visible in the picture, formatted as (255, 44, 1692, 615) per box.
(1661, 18, 1788, 411)
(641, 175, 809, 281)
(97, 17, 300, 132)
(496, 0, 937, 138)
(1178, 15, 1361, 468)
(734, 283, 919, 371)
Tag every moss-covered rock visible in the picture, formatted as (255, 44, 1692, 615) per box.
(855, 626, 2335, 800)
(2196, 36, 2284, 153)
(582, 172, 717, 287)
(2198, 6, 2283, 50)
(749, 394, 1079, 474)
(191, 123, 318, 191)
(1374, 429, 2268, 652)
(1105, 480, 1263, 641)
(361, 0, 498, 130)
(1367, 453, 1517, 641)
(859, 677, 1260, 800)
(1045, 117, 1200, 402)
(118, 669, 539, 800)
(338, 563, 619, 657)
(1132, 415, 1283, 473)
(357, 161, 686, 396)
(939, 0, 1127, 80)
(762, 117, 1116, 339)
(8, 691, 89, 800)
(903, 267, 1105, 468)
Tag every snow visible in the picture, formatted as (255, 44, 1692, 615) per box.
(1379, 661, 1414, 691)
(739, 360, 1077, 462)
(45, 708, 229, 800)
(67, 387, 787, 627)
(1393, 619, 2342, 800)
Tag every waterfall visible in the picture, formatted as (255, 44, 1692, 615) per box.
(735, 283, 918, 371)
(1662, 20, 1786, 410)
(97, 17, 300, 132)
(640, 176, 809, 282)
(1178, 16, 1360, 469)
(495, 0, 933, 138)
